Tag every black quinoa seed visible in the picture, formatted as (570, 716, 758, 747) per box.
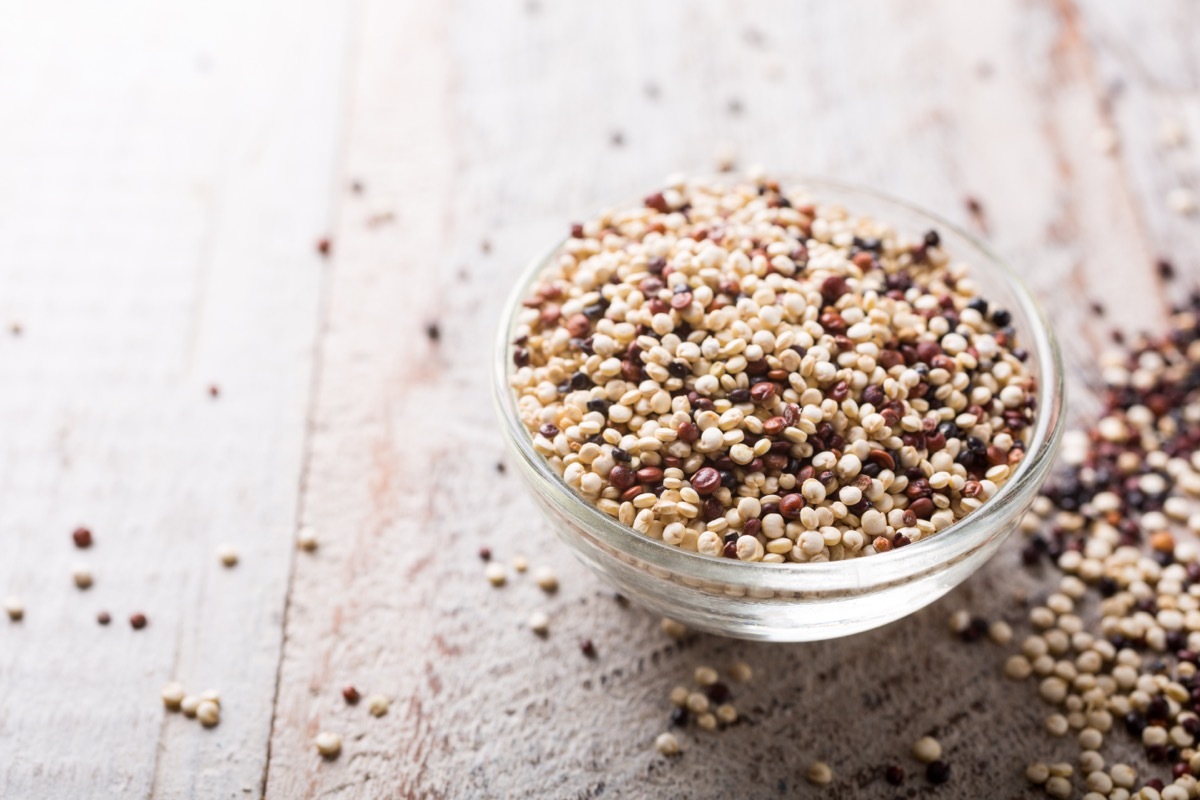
(925, 761, 950, 784)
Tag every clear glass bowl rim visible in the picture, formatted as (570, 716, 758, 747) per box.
(492, 176, 1065, 595)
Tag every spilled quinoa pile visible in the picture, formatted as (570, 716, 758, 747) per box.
(508, 175, 1038, 563)
(966, 295, 1200, 800)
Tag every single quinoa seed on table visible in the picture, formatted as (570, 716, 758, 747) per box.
(72, 527, 93, 548)
(806, 760, 833, 786)
(196, 700, 220, 727)
(161, 682, 186, 711)
(508, 175, 1035, 562)
(315, 731, 342, 759)
(655, 731, 681, 756)
(4, 596, 23, 621)
(367, 694, 389, 717)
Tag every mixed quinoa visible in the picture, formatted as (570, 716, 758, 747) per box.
(508, 176, 1038, 562)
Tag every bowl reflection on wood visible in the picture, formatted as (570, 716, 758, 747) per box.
(493, 178, 1065, 642)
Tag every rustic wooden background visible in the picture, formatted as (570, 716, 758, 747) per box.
(0, 1, 1197, 798)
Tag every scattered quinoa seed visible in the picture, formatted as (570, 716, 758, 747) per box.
(316, 238, 331, 257)
(728, 662, 753, 682)
(885, 765, 905, 785)
(72, 527, 93, 549)
(987, 620, 1013, 644)
(696, 712, 717, 731)
(180, 695, 201, 717)
(161, 682, 185, 711)
(925, 761, 951, 785)
(913, 736, 942, 763)
(478, 546, 491, 561)
(533, 567, 558, 592)
(694, 666, 719, 687)
(1168, 188, 1197, 216)
(342, 685, 360, 704)
(71, 564, 93, 590)
(5, 596, 23, 621)
(715, 703, 737, 724)
(196, 700, 220, 728)
(528, 610, 550, 636)
(485, 563, 507, 587)
(129, 612, 148, 630)
(96, 611, 111, 625)
(512, 555, 529, 573)
(216, 544, 238, 568)
(806, 761, 833, 786)
(579, 639, 597, 658)
(297, 528, 318, 552)
(315, 731, 342, 759)
(661, 618, 687, 639)
(655, 732, 681, 756)
(367, 695, 389, 717)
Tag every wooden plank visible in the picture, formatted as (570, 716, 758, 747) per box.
(0, 1, 351, 797)
(1073, 0, 1200, 300)
(268, 0, 1191, 797)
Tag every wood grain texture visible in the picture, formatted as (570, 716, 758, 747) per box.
(0, 1, 350, 797)
(265, 0, 1197, 798)
(2, 0, 1198, 798)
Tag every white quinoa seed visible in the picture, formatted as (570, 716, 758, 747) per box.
(367, 695, 389, 717)
(512, 555, 529, 573)
(200, 689, 220, 708)
(196, 700, 220, 728)
(315, 731, 342, 759)
(655, 732, 681, 756)
(1044, 776, 1071, 799)
(180, 695, 201, 717)
(1025, 763, 1050, 784)
(728, 662, 753, 682)
(1168, 188, 1197, 216)
(685, 692, 709, 715)
(71, 564, 93, 589)
(216, 544, 239, 567)
(1004, 655, 1032, 680)
(533, 567, 558, 592)
(694, 666, 718, 687)
(805, 761, 833, 786)
(509, 175, 1035, 563)
(912, 736, 941, 763)
(161, 682, 186, 711)
(697, 712, 717, 731)
(669, 686, 689, 707)
(485, 563, 507, 587)
(988, 620, 1013, 645)
(661, 618, 687, 639)
(296, 527, 318, 552)
(716, 703, 737, 724)
(4, 596, 23, 621)
(528, 610, 550, 636)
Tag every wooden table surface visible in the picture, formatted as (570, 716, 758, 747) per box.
(1, 1, 1198, 797)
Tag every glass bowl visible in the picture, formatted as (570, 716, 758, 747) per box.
(493, 178, 1064, 642)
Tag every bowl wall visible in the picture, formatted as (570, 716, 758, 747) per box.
(495, 178, 1065, 641)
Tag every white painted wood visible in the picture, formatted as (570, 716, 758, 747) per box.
(0, 1, 350, 797)
(2, 0, 1198, 797)
(266, 0, 1195, 797)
